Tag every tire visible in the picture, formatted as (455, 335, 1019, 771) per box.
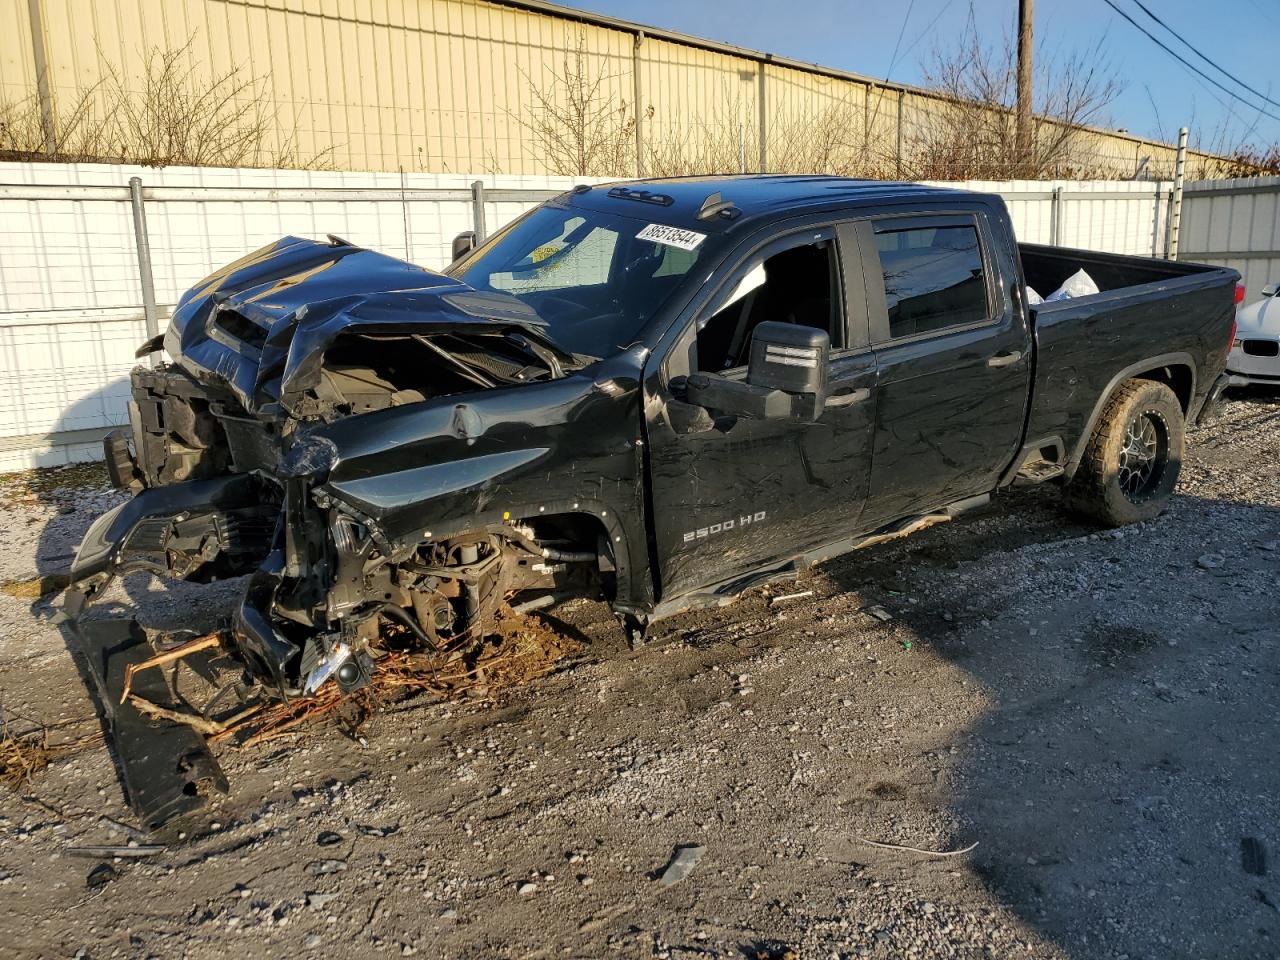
(1064, 379, 1185, 526)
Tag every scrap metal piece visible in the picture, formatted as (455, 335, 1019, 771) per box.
(67, 844, 166, 859)
(72, 618, 229, 831)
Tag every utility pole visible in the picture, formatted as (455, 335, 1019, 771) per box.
(1015, 0, 1034, 176)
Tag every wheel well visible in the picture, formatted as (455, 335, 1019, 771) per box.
(1134, 364, 1194, 413)
(515, 511, 616, 598)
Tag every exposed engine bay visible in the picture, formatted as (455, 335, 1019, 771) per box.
(70, 234, 620, 694)
(64, 228, 650, 826)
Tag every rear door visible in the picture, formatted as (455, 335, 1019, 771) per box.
(644, 220, 879, 602)
(859, 211, 1031, 524)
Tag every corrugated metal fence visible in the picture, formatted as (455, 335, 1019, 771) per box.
(0, 162, 1186, 471)
(1179, 178, 1280, 298)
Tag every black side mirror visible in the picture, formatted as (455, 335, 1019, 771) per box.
(745, 322, 829, 403)
(451, 231, 478, 262)
(684, 322, 830, 422)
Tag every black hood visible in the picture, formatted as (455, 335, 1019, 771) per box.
(164, 236, 564, 417)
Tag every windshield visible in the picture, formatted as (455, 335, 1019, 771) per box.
(448, 205, 706, 358)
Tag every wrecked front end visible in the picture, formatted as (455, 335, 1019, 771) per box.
(66, 235, 644, 827)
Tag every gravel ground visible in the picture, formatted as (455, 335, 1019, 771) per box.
(0, 392, 1278, 960)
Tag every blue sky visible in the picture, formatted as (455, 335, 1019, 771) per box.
(556, 0, 1280, 153)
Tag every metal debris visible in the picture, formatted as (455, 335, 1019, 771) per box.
(770, 590, 814, 605)
(657, 844, 705, 886)
(67, 844, 165, 859)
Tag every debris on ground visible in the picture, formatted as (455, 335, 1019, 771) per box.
(769, 590, 814, 605)
(1242, 837, 1268, 876)
(0, 712, 95, 789)
(0, 572, 70, 600)
(856, 837, 979, 858)
(84, 863, 117, 889)
(863, 604, 894, 622)
(220, 606, 581, 748)
(657, 845, 705, 886)
(66, 845, 165, 859)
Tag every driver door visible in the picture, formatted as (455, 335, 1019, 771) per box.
(643, 222, 880, 602)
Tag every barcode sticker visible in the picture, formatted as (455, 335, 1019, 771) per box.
(636, 223, 707, 251)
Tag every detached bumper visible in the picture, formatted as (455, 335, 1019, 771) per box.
(70, 618, 228, 830)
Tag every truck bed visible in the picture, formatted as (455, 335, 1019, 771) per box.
(1018, 243, 1238, 473)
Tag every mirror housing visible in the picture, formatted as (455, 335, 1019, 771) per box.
(685, 322, 830, 422)
(746, 321, 829, 400)
(1263, 282, 1277, 298)
(451, 231, 478, 262)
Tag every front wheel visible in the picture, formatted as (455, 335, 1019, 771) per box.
(1064, 379, 1184, 526)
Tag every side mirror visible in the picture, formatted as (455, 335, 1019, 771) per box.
(745, 322, 829, 406)
(451, 231, 478, 262)
(685, 322, 829, 422)
(1263, 283, 1277, 298)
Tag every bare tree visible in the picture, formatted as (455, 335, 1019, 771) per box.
(514, 33, 642, 177)
(908, 4, 1119, 180)
(0, 35, 333, 169)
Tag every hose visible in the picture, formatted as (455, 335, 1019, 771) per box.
(372, 602, 439, 651)
(540, 548, 596, 563)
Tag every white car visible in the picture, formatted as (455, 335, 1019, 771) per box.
(1228, 284, 1280, 385)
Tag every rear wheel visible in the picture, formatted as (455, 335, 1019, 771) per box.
(1064, 379, 1184, 526)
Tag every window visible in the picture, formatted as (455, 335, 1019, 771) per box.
(486, 217, 618, 294)
(453, 206, 705, 358)
(695, 236, 839, 372)
(874, 223, 990, 339)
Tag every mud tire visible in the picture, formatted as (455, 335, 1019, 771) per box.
(1064, 379, 1184, 526)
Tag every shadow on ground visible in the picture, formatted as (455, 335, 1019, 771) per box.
(818, 482, 1280, 960)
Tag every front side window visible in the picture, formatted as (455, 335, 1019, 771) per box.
(874, 223, 990, 339)
(695, 235, 840, 372)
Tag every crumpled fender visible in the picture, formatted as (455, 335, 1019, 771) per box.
(67, 474, 271, 610)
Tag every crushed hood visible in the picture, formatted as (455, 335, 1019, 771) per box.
(164, 236, 565, 417)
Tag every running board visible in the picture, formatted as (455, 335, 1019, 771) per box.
(650, 494, 991, 619)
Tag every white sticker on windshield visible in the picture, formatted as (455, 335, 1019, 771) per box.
(636, 223, 706, 251)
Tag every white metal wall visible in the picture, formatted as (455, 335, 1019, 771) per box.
(1180, 178, 1280, 298)
(0, 162, 1180, 472)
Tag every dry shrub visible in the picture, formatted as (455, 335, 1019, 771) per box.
(0, 35, 333, 169)
(906, 4, 1119, 180)
(0, 726, 55, 788)
(515, 33, 641, 177)
(219, 606, 582, 748)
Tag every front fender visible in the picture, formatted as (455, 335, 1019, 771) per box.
(313, 361, 653, 608)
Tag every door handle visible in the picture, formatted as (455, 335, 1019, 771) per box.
(987, 350, 1023, 368)
(826, 387, 870, 408)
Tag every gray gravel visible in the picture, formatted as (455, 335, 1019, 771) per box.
(0, 391, 1278, 959)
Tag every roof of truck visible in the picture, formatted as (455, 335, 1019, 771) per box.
(566, 175, 987, 228)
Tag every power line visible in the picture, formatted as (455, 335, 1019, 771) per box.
(1099, 0, 1280, 125)
(893, 0, 957, 68)
(884, 0, 918, 82)
(1128, 0, 1280, 111)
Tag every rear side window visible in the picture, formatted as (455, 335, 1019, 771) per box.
(874, 224, 990, 339)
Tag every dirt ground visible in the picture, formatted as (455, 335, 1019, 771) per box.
(0, 391, 1278, 960)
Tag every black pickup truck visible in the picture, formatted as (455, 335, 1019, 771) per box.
(67, 176, 1237, 820)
